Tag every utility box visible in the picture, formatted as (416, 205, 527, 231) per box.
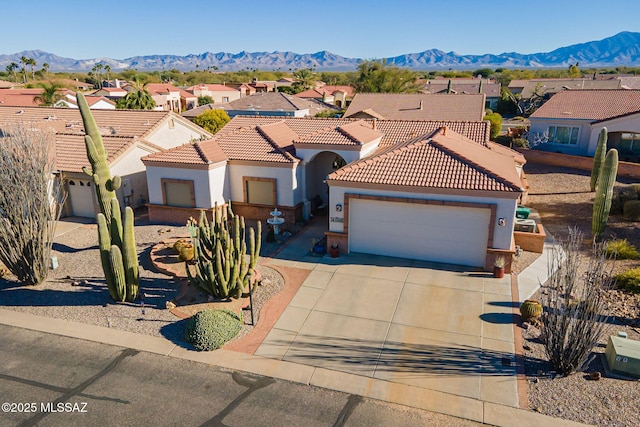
(605, 335, 640, 378)
(514, 218, 536, 233)
(516, 206, 531, 219)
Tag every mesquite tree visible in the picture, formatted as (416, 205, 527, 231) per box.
(541, 228, 614, 375)
(0, 125, 63, 285)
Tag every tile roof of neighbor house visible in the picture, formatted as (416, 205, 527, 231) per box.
(54, 134, 139, 172)
(343, 93, 486, 121)
(218, 116, 490, 148)
(0, 105, 183, 137)
(295, 85, 355, 99)
(143, 83, 182, 94)
(424, 81, 501, 97)
(181, 92, 329, 118)
(328, 127, 523, 193)
(618, 76, 640, 90)
(143, 116, 492, 166)
(517, 79, 621, 98)
(530, 90, 640, 121)
(60, 95, 116, 108)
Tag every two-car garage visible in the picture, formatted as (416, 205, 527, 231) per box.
(348, 198, 492, 267)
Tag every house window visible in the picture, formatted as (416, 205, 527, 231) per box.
(243, 177, 276, 206)
(161, 178, 195, 208)
(547, 126, 579, 145)
(222, 97, 229, 103)
(619, 133, 640, 155)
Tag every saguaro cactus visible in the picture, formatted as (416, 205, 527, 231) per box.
(592, 148, 619, 237)
(186, 203, 261, 299)
(590, 128, 608, 192)
(77, 92, 139, 302)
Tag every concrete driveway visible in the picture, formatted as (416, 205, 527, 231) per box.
(260, 221, 520, 409)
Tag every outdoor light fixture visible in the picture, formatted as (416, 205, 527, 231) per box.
(335, 203, 343, 212)
(498, 218, 506, 226)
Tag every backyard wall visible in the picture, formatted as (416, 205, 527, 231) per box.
(517, 148, 640, 180)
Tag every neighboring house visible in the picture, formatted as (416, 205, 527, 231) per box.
(185, 83, 242, 104)
(423, 79, 501, 111)
(92, 86, 128, 100)
(0, 105, 211, 217)
(0, 88, 80, 107)
(295, 85, 355, 108)
(528, 90, 640, 157)
(55, 94, 116, 109)
(143, 83, 183, 112)
(142, 115, 524, 270)
(181, 92, 330, 120)
(180, 89, 198, 111)
(343, 93, 486, 121)
(509, 78, 621, 99)
(0, 80, 20, 89)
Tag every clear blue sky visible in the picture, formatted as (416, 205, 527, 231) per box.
(6, 0, 640, 59)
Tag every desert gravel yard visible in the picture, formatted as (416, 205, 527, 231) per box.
(523, 162, 640, 427)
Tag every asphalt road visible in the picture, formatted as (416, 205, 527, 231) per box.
(0, 324, 482, 427)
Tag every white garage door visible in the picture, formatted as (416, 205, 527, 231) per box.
(68, 179, 96, 218)
(349, 199, 491, 267)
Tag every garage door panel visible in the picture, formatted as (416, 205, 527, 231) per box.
(349, 199, 490, 267)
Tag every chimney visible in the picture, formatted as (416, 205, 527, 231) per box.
(419, 100, 423, 110)
(442, 126, 447, 136)
(372, 118, 377, 130)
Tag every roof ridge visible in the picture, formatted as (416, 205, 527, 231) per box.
(429, 132, 521, 191)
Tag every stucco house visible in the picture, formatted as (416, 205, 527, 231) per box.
(528, 90, 640, 158)
(423, 79, 501, 111)
(343, 93, 486, 121)
(185, 83, 242, 104)
(142, 115, 524, 270)
(295, 85, 356, 108)
(0, 105, 211, 218)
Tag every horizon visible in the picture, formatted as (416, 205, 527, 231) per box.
(4, 0, 640, 60)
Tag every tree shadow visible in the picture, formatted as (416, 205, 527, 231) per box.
(480, 313, 518, 324)
(52, 243, 99, 253)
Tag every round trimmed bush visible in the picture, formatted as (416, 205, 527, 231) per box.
(184, 309, 242, 351)
(605, 239, 639, 260)
(615, 268, 640, 294)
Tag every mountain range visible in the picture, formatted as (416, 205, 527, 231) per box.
(2, 32, 640, 72)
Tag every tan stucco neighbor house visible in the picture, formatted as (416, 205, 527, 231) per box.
(142, 115, 524, 270)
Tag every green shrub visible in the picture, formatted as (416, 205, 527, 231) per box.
(623, 200, 640, 221)
(605, 239, 639, 259)
(184, 309, 242, 351)
(614, 267, 640, 293)
(513, 138, 529, 148)
(484, 112, 503, 140)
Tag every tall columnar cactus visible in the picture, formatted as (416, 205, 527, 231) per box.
(77, 92, 139, 302)
(590, 128, 608, 192)
(186, 203, 261, 299)
(592, 148, 619, 237)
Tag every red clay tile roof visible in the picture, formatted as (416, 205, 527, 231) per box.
(144, 116, 490, 166)
(142, 140, 227, 166)
(530, 90, 640, 121)
(186, 84, 240, 92)
(486, 141, 527, 165)
(145, 83, 181, 95)
(55, 134, 137, 172)
(344, 93, 486, 121)
(328, 127, 522, 193)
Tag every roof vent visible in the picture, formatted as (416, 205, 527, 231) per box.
(45, 115, 56, 120)
(16, 110, 23, 115)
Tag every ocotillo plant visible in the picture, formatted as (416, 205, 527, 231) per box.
(186, 203, 261, 299)
(592, 148, 619, 237)
(77, 92, 139, 302)
(590, 128, 608, 192)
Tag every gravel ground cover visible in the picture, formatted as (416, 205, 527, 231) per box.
(523, 162, 640, 427)
(0, 214, 286, 347)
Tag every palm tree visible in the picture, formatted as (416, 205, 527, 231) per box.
(104, 64, 111, 85)
(95, 63, 104, 88)
(116, 78, 156, 110)
(33, 82, 65, 106)
(20, 56, 29, 83)
(5, 62, 18, 82)
(27, 58, 37, 81)
(41, 62, 49, 78)
(292, 68, 316, 93)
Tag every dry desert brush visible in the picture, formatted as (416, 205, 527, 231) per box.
(0, 125, 63, 285)
(541, 228, 615, 375)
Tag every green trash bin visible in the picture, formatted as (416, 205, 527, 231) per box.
(516, 206, 531, 219)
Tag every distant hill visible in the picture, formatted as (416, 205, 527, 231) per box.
(2, 32, 640, 72)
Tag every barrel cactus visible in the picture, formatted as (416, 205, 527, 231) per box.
(592, 148, 619, 237)
(78, 92, 140, 302)
(520, 299, 543, 322)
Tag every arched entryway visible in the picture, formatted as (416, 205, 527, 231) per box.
(305, 151, 346, 213)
